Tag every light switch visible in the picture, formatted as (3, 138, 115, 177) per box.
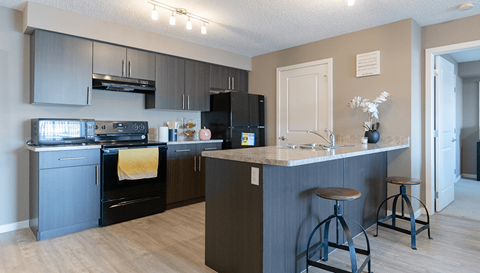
(251, 167, 259, 186)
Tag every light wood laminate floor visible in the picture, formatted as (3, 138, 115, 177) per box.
(1, 202, 479, 272)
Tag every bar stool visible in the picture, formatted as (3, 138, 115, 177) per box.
(306, 187, 372, 273)
(374, 177, 432, 250)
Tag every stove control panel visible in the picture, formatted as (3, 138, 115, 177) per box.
(95, 121, 149, 135)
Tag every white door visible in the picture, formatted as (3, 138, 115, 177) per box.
(276, 59, 332, 145)
(435, 55, 456, 212)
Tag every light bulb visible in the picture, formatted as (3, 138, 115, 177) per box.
(170, 11, 176, 25)
(186, 17, 192, 30)
(201, 24, 207, 34)
(151, 6, 158, 20)
(348, 0, 354, 6)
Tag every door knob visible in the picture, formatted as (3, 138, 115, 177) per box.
(452, 138, 457, 142)
(279, 136, 287, 141)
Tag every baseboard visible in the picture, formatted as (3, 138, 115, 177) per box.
(387, 209, 421, 219)
(455, 175, 461, 183)
(462, 174, 477, 180)
(0, 220, 29, 234)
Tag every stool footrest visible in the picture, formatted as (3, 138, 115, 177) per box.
(379, 215, 429, 226)
(308, 253, 371, 273)
(377, 221, 430, 236)
(327, 241, 370, 256)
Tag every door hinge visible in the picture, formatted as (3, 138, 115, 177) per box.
(434, 130, 439, 138)
(454, 87, 456, 93)
(454, 169, 456, 175)
(454, 128, 456, 134)
(435, 191, 439, 199)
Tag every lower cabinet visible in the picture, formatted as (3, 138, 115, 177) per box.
(166, 142, 222, 208)
(29, 149, 100, 241)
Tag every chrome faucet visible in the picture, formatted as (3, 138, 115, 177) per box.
(307, 129, 335, 148)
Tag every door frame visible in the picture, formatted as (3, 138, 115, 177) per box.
(425, 40, 480, 214)
(275, 58, 333, 145)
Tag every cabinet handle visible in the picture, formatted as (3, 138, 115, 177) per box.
(194, 156, 197, 172)
(87, 87, 90, 105)
(129, 61, 132, 77)
(182, 95, 185, 109)
(187, 95, 190, 110)
(198, 156, 201, 171)
(228, 77, 231, 89)
(204, 147, 217, 150)
(95, 165, 99, 185)
(58, 157, 84, 161)
(175, 149, 191, 152)
(122, 60, 125, 77)
(232, 77, 235, 90)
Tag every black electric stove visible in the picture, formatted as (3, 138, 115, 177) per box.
(95, 120, 167, 226)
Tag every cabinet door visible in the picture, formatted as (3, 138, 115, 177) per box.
(126, 48, 155, 81)
(31, 30, 92, 105)
(185, 60, 211, 111)
(196, 143, 222, 199)
(166, 156, 197, 204)
(93, 42, 126, 77)
(234, 69, 249, 92)
(154, 54, 185, 110)
(210, 64, 230, 90)
(39, 165, 100, 231)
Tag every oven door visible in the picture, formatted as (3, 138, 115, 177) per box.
(101, 145, 167, 201)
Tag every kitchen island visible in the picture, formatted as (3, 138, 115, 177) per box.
(202, 139, 408, 273)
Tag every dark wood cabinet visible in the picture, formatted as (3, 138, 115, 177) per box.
(93, 42, 155, 81)
(210, 64, 248, 92)
(30, 30, 93, 105)
(147, 56, 210, 111)
(29, 149, 100, 241)
(166, 142, 222, 208)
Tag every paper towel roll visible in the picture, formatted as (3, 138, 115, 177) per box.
(158, 126, 169, 142)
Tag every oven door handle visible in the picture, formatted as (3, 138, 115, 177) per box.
(109, 196, 162, 208)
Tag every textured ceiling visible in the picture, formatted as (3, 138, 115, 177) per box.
(1, 0, 480, 57)
(450, 48, 480, 63)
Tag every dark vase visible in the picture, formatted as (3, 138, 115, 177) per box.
(364, 130, 380, 144)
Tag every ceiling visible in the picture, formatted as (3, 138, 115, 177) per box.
(450, 48, 480, 63)
(1, 0, 480, 57)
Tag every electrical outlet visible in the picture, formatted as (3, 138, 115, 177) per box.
(251, 167, 259, 186)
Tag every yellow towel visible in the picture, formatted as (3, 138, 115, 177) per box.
(117, 148, 158, 181)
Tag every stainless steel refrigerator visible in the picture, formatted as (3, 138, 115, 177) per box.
(201, 92, 265, 149)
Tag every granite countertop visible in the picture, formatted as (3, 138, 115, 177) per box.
(27, 144, 102, 152)
(201, 137, 409, 167)
(167, 139, 223, 145)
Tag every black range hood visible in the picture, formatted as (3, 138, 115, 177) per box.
(92, 74, 155, 93)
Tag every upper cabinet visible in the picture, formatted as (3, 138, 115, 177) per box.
(146, 55, 210, 111)
(93, 42, 155, 81)
(30, 30, 93, 105)
(210, 64, 248, 93)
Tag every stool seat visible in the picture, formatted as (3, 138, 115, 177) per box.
(316, 187, 361, 201)
(386, 176, 421, 185)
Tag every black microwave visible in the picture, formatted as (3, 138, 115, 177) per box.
(31, 119, 96, 146)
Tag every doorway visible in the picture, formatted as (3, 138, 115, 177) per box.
(426, 40, 480, 214)
(276, 59, 333, 146)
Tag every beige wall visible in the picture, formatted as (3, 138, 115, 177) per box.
(23, 2, 251, 71)
(461, 77, 479, 175)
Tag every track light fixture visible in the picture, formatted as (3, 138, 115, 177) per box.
(151, 5, 158, 20)
(148, 1, 210, 34)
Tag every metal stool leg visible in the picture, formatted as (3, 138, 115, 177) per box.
(402, 195, 417, 250)
(338, 216, 358, 273)
(322, 219, 332, 261)
(306, 214, 335, 273)
(374, 195, 397, 237)
(391, 194, 401, 227)
(409, 195, 433, 240)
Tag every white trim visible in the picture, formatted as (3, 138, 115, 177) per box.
(425, 39, 480, 215)
(0, 220, 29, 234)
(462, 174, 477, 179)
(276, 58, 333, 145)
(387, 209, 421, 219)
(455, 175, 461, 183)
(421, 207, 427, 215)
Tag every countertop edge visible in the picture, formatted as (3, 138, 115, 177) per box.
(202, 143, 409, 167)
